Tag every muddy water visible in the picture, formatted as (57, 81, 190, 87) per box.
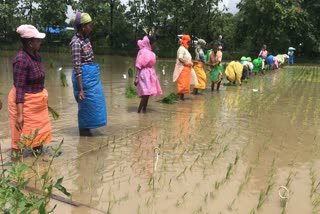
(1, 51, 320, 214)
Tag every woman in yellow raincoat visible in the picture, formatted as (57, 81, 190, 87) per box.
(225, 61, 247, 85)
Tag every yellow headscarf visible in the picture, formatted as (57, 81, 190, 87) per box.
(71, 12, 92, 28)
(180, 35, 191, 49)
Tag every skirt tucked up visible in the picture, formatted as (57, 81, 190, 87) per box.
(193, 62, 206, 89)
(177, 66, 191, 94)
(8, 88, 52, 149)
(210, 64, 223, 83)
(72, 63, 107, 129)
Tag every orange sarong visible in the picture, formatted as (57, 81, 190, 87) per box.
(8, 88, 52, 149)
(177, 66, 191, 94)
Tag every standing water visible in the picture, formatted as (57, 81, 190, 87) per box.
(1, 52, 320, 213)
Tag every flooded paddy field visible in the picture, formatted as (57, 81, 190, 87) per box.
(1, 52, 320, 213)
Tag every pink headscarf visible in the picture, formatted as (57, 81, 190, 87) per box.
(135, 36, 155, 70)
(137, 36, 152, 51)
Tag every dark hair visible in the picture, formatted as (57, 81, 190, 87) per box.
(213, 42, 219, 49)
(20, 37, 33, 46)
(148, 35, 157, 45)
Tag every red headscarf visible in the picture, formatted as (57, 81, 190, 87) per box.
(180, 34, 191, 49)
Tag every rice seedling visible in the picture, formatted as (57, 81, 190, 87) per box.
(107, 200, 112, 214)
(309, 165, 320, 213)
(255, 159, 276, 210)
(237, 167, 253, 196)
(225, 163, 233, 180)
(192, 206, 203, 214)
(60, 70, 68, 87)
(189, 154, 201, 170)
(168, 178, 172, 188)
(176, 166, 188, 179)
(234, 152, 239, 165)
(175, 192, 188, 207)
(215, 181, 221, 190)
(148, 175, 154, 186)
(48, 105, 59, 120)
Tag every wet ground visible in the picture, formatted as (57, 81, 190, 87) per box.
(1, 52, 320, 214)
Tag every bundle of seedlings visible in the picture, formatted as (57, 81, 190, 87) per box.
(48, 106, 59, 120)
(161, 93, 179, 104)
(125, 84, 138, 98)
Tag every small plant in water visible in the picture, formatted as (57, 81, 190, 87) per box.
(161, 93, 179, 104)
(127, 67, 134, 78)
(60, 70, 68, 87)
(48, 106, 59, 120)
(125, 84, 138, 98)
(0, 131, 70, 214)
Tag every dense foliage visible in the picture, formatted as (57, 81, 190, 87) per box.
(0, 0, 319, 59)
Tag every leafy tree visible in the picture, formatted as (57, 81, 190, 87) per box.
(300, 0, 320, 56)
(36, 0, 74, 28)
(235, 0, 317, 56)
(76, 0, 128, 48)
(0, 0, 20, 41)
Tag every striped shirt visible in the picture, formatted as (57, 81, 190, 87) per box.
(70, 33, 94, 77)
(13, 49, 45, 103)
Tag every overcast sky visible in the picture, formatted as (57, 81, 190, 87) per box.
(219, 0, 240, 14)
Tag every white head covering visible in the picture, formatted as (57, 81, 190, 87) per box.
(16, 25, 46, 39)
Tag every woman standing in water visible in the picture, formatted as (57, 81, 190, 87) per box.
(8, 25, 52, 157)
(134, 35, 162, 113)
(258, 44, 267, 73)
(70, 12, 107, 136)
(192, 39, 207, 95)
(173, 35, 195, 100)
(207, 43, 223, 91)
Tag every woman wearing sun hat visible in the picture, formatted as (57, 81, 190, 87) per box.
(8, 24, 52, 157)
(70, 12, 107, 136)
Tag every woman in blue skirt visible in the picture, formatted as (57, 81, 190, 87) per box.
(70, 12, 107, 136)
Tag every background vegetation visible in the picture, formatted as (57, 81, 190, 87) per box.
(0, 0, 319, 60)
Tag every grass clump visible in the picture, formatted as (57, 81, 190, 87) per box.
(125, 85, 138, 98)
(161, 93, 179, 104)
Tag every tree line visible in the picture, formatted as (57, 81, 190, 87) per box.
(0, 0, 319, 59)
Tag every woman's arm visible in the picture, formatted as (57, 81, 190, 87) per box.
(71, 40, 85, 100)
(13, 59, 27, 131)
(16, 103, 24, 132)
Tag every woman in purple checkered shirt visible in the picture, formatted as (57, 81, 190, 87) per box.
(8, 25, 52, 158)
(70, 12, 107, 136)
